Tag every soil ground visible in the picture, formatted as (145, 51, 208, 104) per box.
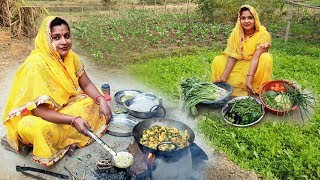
(0, 28, 261, 179)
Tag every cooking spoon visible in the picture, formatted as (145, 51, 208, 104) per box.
(86, 128, 134, 168)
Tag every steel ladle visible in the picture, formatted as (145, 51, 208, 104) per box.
(86, 128, 134, 168)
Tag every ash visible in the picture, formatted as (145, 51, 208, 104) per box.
(96, 166, 129, 180)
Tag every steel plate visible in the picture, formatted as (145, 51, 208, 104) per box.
(107, 114, 140, 137)
(221, 96, 265, 127)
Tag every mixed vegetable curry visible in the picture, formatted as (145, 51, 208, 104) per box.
(140, 125, 189, 151)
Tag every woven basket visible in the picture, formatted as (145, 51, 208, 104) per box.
(259, 80, 298, 116)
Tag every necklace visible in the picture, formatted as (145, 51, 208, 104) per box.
(245, 33, 254, 42)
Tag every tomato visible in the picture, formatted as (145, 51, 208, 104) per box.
(274, 83, 280, 87)
(274, 86, 280, 92)
(270, 86, 275, 91)
(280, 86, 286, 91)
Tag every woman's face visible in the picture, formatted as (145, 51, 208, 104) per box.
(240, 10, 255, 32)
(50, 24, 72, 58)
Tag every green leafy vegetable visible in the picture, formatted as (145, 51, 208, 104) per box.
(180, 77, 228, 116)
(283, 82, 316, 121)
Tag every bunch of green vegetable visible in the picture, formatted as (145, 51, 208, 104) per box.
(180, 77, 228, 116)
(223, 97, 263, 125)
(283, 83, 316, 120)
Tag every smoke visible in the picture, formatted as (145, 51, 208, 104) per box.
(152, 148, 194, 180)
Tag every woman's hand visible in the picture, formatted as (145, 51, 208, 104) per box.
(72, 117, 92, 137)
(78, 72, 112, 125)
(215, 57, 236, 83)
(257, 42, 271, 49)
(215, 76, 227, 83)
(246, 82, 256, 96)
(97, 98, 112, 125)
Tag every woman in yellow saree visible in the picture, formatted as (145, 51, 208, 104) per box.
(212, 5, 273, 96)
(2, 16, 112, 166)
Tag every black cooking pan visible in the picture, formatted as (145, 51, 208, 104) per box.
(132, 118, 195, 160)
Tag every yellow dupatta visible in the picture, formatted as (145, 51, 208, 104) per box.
(2, 16, 84, 150)
(222, 5, 271, 61)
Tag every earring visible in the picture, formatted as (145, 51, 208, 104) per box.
(51, 41, 56, 51)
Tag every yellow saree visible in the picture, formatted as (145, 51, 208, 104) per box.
(211, 5, 273, 96)
(2, 16, 107, 166)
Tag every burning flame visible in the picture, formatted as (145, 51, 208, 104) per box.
(146, 153, 156, 168)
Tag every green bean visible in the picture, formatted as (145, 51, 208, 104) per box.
(224, 97, 263, 125)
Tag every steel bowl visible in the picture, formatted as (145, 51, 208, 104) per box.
(114, 89, 143, 105)
(201, 82, 233, 108)
(221, 96, 265, 127)
(123, 93, 166, 119)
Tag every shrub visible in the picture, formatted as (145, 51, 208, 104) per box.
(101, 0, 117, 5)
(139, 0, 186, 5)
(195, 0, 285, 24)
(139, 0, 165, 5)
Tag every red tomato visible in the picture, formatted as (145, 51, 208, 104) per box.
(270, 86, 275, 91)
(280, 86, 286, 91)
(274, 86, 280, 92)
(274, 83, 281, 87)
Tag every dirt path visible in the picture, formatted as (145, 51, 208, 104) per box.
(0, 29, 260, 179)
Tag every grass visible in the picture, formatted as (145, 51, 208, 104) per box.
(198, 112, 320, 179)
(73, 8, 320, 179)
(309, 0, 320, 6)
(271, 39, 320, 94)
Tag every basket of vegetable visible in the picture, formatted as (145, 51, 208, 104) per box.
(180, 77, 232, 116)
(259, 80, 297, 115)
(259, 80, 315, 118)
(221, 96, 265, 127)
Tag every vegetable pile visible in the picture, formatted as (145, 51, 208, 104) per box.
(261, 81, 315, 119)
(180, 77, 229, 116)
(262, 91, 292, 111)
(223, 97, 264, 126)
(140, 125, 189, 151)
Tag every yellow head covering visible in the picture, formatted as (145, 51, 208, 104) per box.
(34, 16, 57, 57)
(2, 16, 83, 150)
(222, 5, 269, 60)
